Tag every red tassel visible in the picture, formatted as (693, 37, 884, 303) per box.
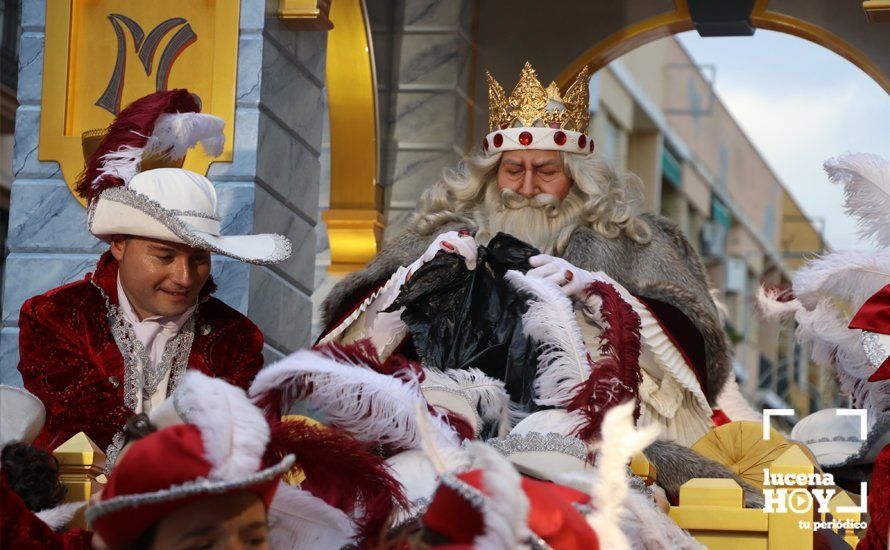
(569, 281, 643, 441)
(265, 418, 408, 546)
(75, 89, 199, 202)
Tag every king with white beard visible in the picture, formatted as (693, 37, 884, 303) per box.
(319, 62, 752, 450)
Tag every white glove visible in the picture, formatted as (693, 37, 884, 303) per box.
(527, 254, 605, 300)
(411, 229, 478, 273)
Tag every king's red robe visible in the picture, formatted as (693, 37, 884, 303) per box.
(17, 251, 265, 452)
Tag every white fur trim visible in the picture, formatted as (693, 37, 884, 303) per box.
(174, 371, 270, 481)
(468, 442, 532, 550)
(268, 482, 355, 549)
(716, 375, 762, 423)
(484, 127, 592, 155)
(35, 501, 86, 532)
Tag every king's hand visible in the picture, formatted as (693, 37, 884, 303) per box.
(527, 254, 607, 300)
(411, 229, 478, 276)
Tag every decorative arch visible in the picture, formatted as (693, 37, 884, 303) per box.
(555, 0, 889, 92)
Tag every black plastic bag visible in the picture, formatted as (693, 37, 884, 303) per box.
(387, 233, 542, 412)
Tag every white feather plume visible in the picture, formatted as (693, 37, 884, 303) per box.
(35, 501, 86, 532)
(146, 112, 226, 159)
(586, 401, 660, 550)
(825, 153, 890, 248)
(422, 368, 522, 437)
(620, 490, 706, 550)
(268, 482, 356, 549)
(248, 349, 460, 452)
(755, 286, 802, 321)
(95, 146, 144, 188)
(175, 371, 270, 481)
(468, 442, 532, 550)
(504, 270, 591, 408)
(791, 249, 890, 311)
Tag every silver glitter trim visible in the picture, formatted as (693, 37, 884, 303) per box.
(439, 473, 486, 508)
(87, 455, 295, 526)
(92, 281, 197, 472)
(92, 187, 292, 265)
(392, 496, 433, 530)
(861, 331, 888, 369)
(421, 384, 484, 435)
(105, 432, 127, 476)
(805, 435, 865, 444)
(168, 208, 220, 221)
(96, 282, 197, 414)
(487, 432, 589, 463)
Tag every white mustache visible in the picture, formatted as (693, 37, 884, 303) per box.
(499, 188, 561, 218)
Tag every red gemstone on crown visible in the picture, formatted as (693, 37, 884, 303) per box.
(589, 140, 595, 153)
(553, 131, 567, 146)
(493, 133, 504, 147)
(519, 131, 533, 146)
(578, 134, 587, 149)
(482, 138, 489, 152)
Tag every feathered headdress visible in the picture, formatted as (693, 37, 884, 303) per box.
(758, 153, 890, 423)
(75, 89, 224, 204)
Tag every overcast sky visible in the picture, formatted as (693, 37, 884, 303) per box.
(676, 30, 890, 251)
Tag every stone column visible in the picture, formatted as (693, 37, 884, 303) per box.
(0, 0, 328, 384)
(370, 0, 479, 239)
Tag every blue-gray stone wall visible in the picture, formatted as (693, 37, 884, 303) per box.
(369, 0, 479, 239)
(1, 0, 327, 384)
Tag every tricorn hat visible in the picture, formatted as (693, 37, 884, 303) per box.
(77, 89, 291, 265)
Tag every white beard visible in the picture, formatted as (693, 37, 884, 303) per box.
(474, 183, 585, 254)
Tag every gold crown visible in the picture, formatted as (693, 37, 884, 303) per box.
(487, 62, 590, 133)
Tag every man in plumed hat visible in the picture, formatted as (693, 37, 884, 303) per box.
(16, 90, 291, 464)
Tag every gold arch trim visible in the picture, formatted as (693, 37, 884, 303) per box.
(751, 2, 890, 92)
(555, 1, 694, 88)
(556, 0, 889, 93)
(323, 0, 385, 274)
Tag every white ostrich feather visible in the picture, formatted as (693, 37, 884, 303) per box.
(35, 501, 86, 531)
(791, 249, 890, 311)
(248, 349, 459, 452)
(422, 368, 521, 437)
(825, 153, 890, 248)
(620, 490, 705, 550)
(95, 145, 144, 188)
(586, 402, 660, 550)
(755, 286, 802, 321)
(504, 270, 591, 408)
(468, 442, 532, 550)
(268, 482, 355, 549)
(175, 371, 270, 481)
(146, 112, 226, 159)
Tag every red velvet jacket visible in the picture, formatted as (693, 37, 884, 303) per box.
(17, 251, 265, 452)
(0, 471, 92, 550)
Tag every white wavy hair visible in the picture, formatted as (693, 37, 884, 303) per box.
(411, 149, 651, 254)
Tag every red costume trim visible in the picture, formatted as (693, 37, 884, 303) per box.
(0, 471, 93, 550)
(849, 284, 890, 381)
(857, 444, 890, 550)
(17, 250, 264, 451)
